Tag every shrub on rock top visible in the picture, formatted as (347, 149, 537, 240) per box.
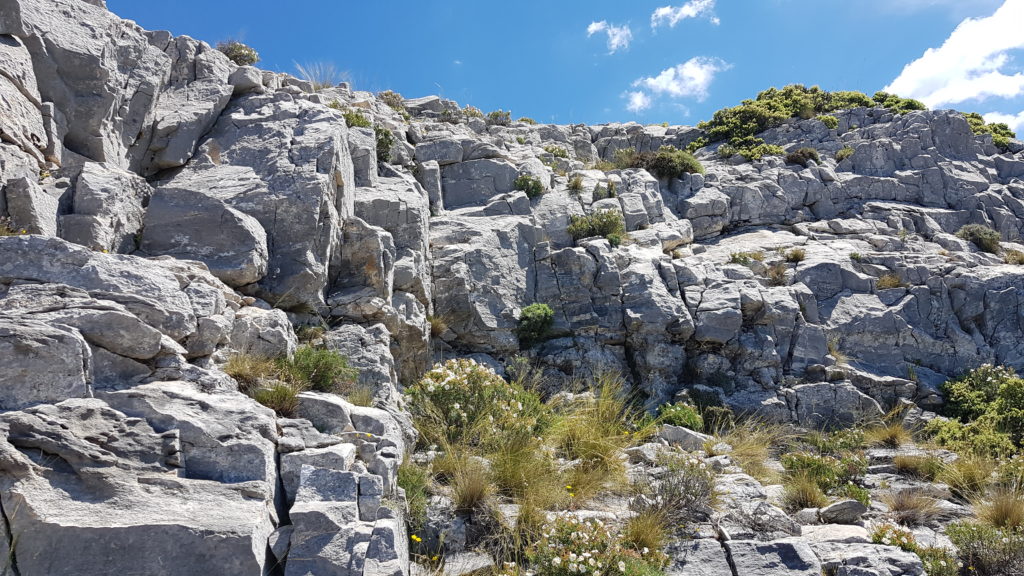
(374, 125, 395, 163)
(957, 224, 1002, 254)
(647, 146, 705, 179)
(487, 110, 511, 126)
(568, 210, 626, 247)
(516, 303, 555, 349)
(216, 40, 259, 66)
(514, 174, 545, 198)
(658, 403, 703, 430)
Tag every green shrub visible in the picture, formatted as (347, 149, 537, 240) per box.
(870, 523, 917, 551)
(216, 40, 259, 66)
(343, 110, 372, 128)
(836, 146, 855, 162)
(463, 106, 484, 119)
(568, 175, 584, 195)
(916, 546, 960, 576)
(965, 112, 1017, 152)
(718, 136, 785, 161)
(781, 451, 867, 491)
(517, 303, 555, 349)
(398, 461, 431, 532)
(518, 117, 537, 125)
(646, 146, 705, 179)
(592, 181, 617, 201)
(837, 482, 871, 507)
(944, 364, 1017, 422)
(785, 147, 820, 167)
(957, 224, 1002, 254)
(782, 472, 829, 511)
(947, 521, 1024, 576)
(819, 115, 839, 130)
(659, 403, 704, 430)
(995, 376, 1024, 444)
(487, 110, 511, 126)
(568, 210, 626, 246)
(543, 145, 569, 158)
(374, 125, 395, 163)
(927, 416, 1016, 460)
(872, 91, 927, 114)
(515, 174, 545, 198)
(529, 515, 666, 576)
(611, 148, 646, 170)
(283, 345, 358, 393)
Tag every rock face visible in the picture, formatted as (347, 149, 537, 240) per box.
(2, 0, 1024, 574)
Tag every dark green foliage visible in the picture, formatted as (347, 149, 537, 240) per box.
(658, 403, 704, 430)
(514, 174, 545, 198)
(216, 40, 259, 66)
(567, 210, 626, 246)
(872, 91, 927, 114)
(487, 110, 511, 126)
(819, 115, 839, 130)
(647, 146, 705, 178)
(343, 110, 372, 128)
(718, 136, 784, 161)
(283, 345, 358, 393)
(957, 224, 1002, 253)
(517, 303, 555, 348)
(965, 112, 1016, 152)
(928, 364, 1024, 454)
(785, 147, 820, 167)
(374, 125, 395, 163)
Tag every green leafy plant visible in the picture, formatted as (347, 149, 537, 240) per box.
(965, 112, 1016, 152)
(836, 146, 855, 162)
(374, 125, 395, 163)
(819, 115, 839, 130)
(543, 145, 569, 158)
(872, 91, 927, 114)
(517, 303, 555, 349)
(646, 146, 705, 178)
(957, 224, 1002, 254)
(343, 109, 372, 128)
(568, 210, 626, 247)
(947, 521, 1024, 576)
(659, 403, 703, 430)
(216, 40, 259, 66)
(515, 174, 545, 199)
(487, 110, 512, 126)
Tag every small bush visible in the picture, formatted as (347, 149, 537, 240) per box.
(621, 509, 668, 553)
(870, 522, 917, 551)
(633, 454, 716, 525)
(945, 364, 1016, 422)
(976, 486, 1024, 530)
(947, 521, 1024, 576)
(398, 461, 431, 532)
(916, 546, 960, 576)
(216, 40, 259, 66)
(514, 174, 545, 199)
(781, 451, 866, 491)
(728, 251, 765, 265)
(872, 91, 927, 114)
(283, 345, 358, 393)
(784, 248, 806, 263)
(876, 273, 906, 290)
(659, 403, 704, 430)
(378, 90, 406, 112)
(882, 491, 943, 526)
(518, 117, 537, 125)
(487, 110, 511, 126)
(568, 210, 627, 246)
(766, 262, 788, 286)
(718, 136, 785, 161)
(893, 455, 944, 481)
(343, 110, 372, 128)
(529, 515, 667, 576)
(543, 145, 569, 158)
(1005, 249, 1024, 265)
(965, 112, 1017, 152)
(835, 146, 855, 162)
(819, 115, 839, 130)
(592, 181, 617, 201)
(782, 472, 829, 511)
(517, 303, 555, 349)
(374, 125, 395, 163)
(463, 106, 484, 119)
(251, 382, 302, 417)
(837, 482, 871, 507)
(646, 146, 705, 179)
(785, 147, 820, 167)
(957, 224, 1002, 254)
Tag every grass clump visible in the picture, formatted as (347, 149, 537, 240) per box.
(568, 174, 584, 195)
(975, 486, 1024, 530)
(646, 146, 704, 178)
(294, 61, 346, 91)
(939, 454, 997, 500)
(766, 262, 789, 286)
(225, 346, 358, 416)
(881, 491, 943, 526)
(893, 455, 944, 481)
(965, 112, 1016, 152)
(784, 248, 806, 263)
(284, 345, 358, 393)
(398, 460, 431, 532)
(864, 420, 911, 448)
(216, 40, 259, 66)
(568, 210, 626, 247)
(343, 109, 372, 128)
(836, 145, 855, 162)
(713, 420, 789, 482)
(514, 174, 545, 198)
(785, 147, 820, 167)
(659, 403, 703, 430)
(516, 303, 555, 349)
(876, 273, 906, 290)
(1005, 249, 1024, 265)
(782, 471, 829, 512)
(957, 223, 1002, 254)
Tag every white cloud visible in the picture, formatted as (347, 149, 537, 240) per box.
(632, 57, 730, 102)
(626, 91, 652, 113)
(885, 0, 1024, 107)
(587, 20, 633, 54)
(984, 110, 1024, 133)
(651, 0, 719, 28)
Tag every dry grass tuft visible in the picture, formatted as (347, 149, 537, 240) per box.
(882, 491, 943, 526)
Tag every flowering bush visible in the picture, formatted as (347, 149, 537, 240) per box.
(781, 451, 867, 491)
(947, 521, 1024, 576)
(871, 523, 962, 576)
(944, 364, 1018, 422)
(632, 454, 715, 525)
(870, 522, 917, 551)
(658, 403, 703, 431)
(408, 358, 549, 447)
(529, 515, 666, 576)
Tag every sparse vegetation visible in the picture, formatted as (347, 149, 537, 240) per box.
(543, 145, 569, 158)
(518, 117, 537, 125)
(514, 174, 545, 199)
(294, 61, 347, 91)
(957, 224, 1002, 254)
(646, 146, 705, 178)
(965, 112, 1016, 152)
(766, 262, 788, 286)
(216, 40, 259, 66)
(784, 248, 806, 263)
(893, 455, 944, 481)
(516, 303, 555, 349)
(398, 460, 431, 532)
(0, 217, 25, 236)
(728, 251, 765, 265)
(781, 471, 829, 511)
(487, 110, 512, 126)
(876, 273, 906, 290)
(947, 521, 1024, 576)
(568, 175, 584, 195)
(427, 315, 448, 338)
(568, 210, 627, 247)
(225, 346, 359, 416)
(785, 147, 820, 167)
(658, 403, 703, 430)
(1005, 249, 1024, 265)
(375, 125, 395, 163)
(975, 486, 1024, 530)
(836, 145, 855, 162)
(882, 491, 943, 526)
(342, 109, 372, 128)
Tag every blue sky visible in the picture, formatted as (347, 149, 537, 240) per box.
(108, 0, 1024, 132)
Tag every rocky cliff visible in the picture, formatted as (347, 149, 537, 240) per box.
(1, 1, 1023, 575)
